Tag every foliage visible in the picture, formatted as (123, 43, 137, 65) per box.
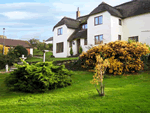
(0, 53, 18, 69)
(91, 55, 110, 96)
(5, 59, 73, 93)
(80, 40, 150, 75)
(28, 38, 40, 48)
(79, 46, 83, 54)
(48, 44, 53, 51)
(70, 47, 73, 56)
(0, 47, 19, 69)
(0, 45, 9, 55)
(0, 35, 7, 39)
(14, 45, 28, 57)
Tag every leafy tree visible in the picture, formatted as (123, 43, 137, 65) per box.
(28, 38, 40, 48)
(91, 55, 110, 96)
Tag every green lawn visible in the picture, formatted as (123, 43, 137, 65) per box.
(0, 71, 150, 113)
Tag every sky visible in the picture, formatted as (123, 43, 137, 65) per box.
(0, 0, 129, 42)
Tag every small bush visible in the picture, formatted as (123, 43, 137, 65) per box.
(70, 47, 73, 56)
(79, 46, 83, 54)
(14, 45, 28, 57)
(5, 60, 73, 93)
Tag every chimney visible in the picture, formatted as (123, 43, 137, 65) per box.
(76, 7, 80, 19)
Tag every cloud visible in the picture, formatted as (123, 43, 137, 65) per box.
(52, 3, 77, 12)
(0, 2, 47, 9)
(0, 11, 41, 20)
(0, 22, 34, 27)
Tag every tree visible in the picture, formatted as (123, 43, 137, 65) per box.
(14, 45, 28, 57)
(28, 38, 40, 48)
(91, 55, 110, 96)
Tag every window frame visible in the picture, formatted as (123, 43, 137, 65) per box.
(118, 35, 121, 40)
(119, 19, 122, 25)
(95, 34, 103, 45)
(128, 36, 138, 42)
(82, 24, 87, 30)
(94, 15, 103, 26)
(56, 42, 64, 53)
(58, 28, 63, 35)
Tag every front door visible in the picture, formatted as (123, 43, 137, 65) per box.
(77, 39, 80, 54)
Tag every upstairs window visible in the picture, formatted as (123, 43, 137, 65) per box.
(84, 38, 87, 45)
(95, 16, 103, 25)
(58, 28, 63, 35)
(118, 35, 121, 40)
(95, 34, 103, 45)
(128, 36, 138, 42)
(119, 19, 122, 25)
(82, 24, 87, 29)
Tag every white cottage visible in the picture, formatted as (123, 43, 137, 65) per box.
(53, 0, 150, 58)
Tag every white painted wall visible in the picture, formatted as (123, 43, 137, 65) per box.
(45, 41, 53, 44)
(87, 11, 111, 45)
(111, 15, 123, 41)
(122, 13, 150, 45)
(80, 38, 88, 52)
(53, 24, 75, 58)
(30, 48, 33, 56)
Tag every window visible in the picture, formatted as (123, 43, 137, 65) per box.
(84, 38, 87, 45)
(82, 24, 87, 29)
(118, 35, 121, 40)
(58, 28, 63, 35)
(128, 36, 138, 42)
(56, 42, 63, 53)
(95, 34, 103, 45)
(119, 19, 122, 25)
(95, 16, 103, 25)
(69, 41, 72, 47)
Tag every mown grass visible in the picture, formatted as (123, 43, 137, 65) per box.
(0, 71, 150, 113)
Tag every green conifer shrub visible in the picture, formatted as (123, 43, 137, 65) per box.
(70, 47, 73, 56)
(5, 59, 73, 93)
(79, 46, 83, 54)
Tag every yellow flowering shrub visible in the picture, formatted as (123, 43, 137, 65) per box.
(80, 40, 150, 75)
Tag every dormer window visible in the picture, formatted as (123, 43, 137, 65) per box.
(82, 24, 87, 29)
(58, 28, 63, 35)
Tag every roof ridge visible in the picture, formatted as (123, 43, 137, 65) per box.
(77, 14, 89, 19)
(4, 38, 27, 42)
(63, 16, 77, 21)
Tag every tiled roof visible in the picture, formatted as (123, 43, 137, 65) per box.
(45, 37, 53, 42)
(0, 38, 32, 48)
(68, 29, 87, 41)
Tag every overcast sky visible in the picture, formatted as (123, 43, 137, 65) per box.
(0, 0, 130, 42)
